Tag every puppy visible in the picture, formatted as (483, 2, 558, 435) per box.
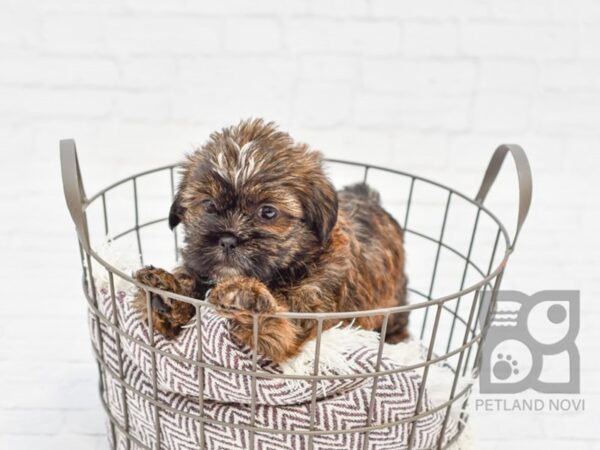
(133, 119, 408, 363)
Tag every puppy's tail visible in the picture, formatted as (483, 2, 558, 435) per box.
(341, 183, 381, 204)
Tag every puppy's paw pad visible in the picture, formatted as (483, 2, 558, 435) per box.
(151, 293, 172, 314)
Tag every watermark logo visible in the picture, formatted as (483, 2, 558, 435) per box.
(479, 290, 580, 394)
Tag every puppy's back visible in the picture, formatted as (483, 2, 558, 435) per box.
(338, 183, 403, 248)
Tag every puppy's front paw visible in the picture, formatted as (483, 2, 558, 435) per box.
(133, 266, 178, 314)
(209, 277, 277, 316)
(133, 266, 193, 339)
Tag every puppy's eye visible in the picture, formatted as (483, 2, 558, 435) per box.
(202, 199, 218, 214)
(258, 205, 278, 221)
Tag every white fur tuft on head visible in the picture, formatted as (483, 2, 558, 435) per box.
(214, 139, 261, 188)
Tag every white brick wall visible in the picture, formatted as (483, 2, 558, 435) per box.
(1, 0, 599, 448)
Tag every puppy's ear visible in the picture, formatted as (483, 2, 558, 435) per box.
(168, 191, 185, 230)
(303, 177, 339, 245)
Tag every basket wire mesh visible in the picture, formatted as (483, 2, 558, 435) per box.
(60, 140, 531, 450)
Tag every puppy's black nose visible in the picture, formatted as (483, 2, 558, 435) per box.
(219, 235, 238, 251)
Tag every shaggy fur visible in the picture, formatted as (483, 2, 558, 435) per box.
(133, 119, 408, 362)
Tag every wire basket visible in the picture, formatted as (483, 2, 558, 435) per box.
(60, 140, 531, 450)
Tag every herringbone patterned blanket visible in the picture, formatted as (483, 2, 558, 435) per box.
(90, 285, 463, 449)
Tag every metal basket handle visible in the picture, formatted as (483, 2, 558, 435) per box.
(60, 139, 91, 253)
(475, 144, 532, 250)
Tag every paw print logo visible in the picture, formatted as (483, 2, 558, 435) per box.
(493, 354, 519, 380)
(478, 291, 580, 394)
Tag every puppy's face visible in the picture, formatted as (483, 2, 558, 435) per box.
(170, 119, 338, 283)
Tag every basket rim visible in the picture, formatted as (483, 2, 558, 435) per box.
(83, 158, 512, 318)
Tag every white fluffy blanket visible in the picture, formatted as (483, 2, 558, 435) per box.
(89, 247, 473, 449)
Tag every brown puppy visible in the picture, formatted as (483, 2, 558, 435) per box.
(133, 119, 408, 363)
